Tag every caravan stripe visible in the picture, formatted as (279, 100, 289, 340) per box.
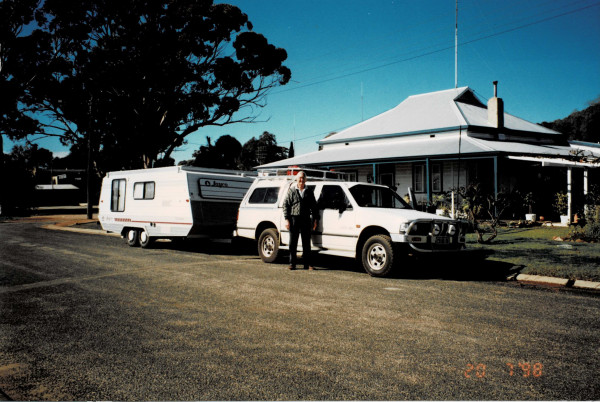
(130, 220, 193, 225)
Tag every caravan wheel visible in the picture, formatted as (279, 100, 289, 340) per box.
(139, 230, 153, 249)
(126, 229, 140, 247)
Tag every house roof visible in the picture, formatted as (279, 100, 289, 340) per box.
(319, 87, 559, 145)
(259, 86, 584, 169)
(260, 134, 576, 168)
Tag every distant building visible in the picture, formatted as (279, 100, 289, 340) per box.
(261, 84, 600, 221)
(33, 169, 86, 206)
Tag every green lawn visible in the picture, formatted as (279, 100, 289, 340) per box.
(466, 225, 600, 282)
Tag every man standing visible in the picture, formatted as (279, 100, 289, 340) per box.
(283, 171, 319, 270)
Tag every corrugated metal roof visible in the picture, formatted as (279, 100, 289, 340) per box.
(260, 134, 576, 169)
(320, 87, 470, 144)
(467, 137, 573, 157)
(456, 102, 559, 134)
(259, 86, 576, 169)
(319, 86, 559, 145)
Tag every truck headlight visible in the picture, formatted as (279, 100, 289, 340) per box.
(432, 223, 441, 236)
(448, 224, 456, 236)
(400, 222, 410, 234)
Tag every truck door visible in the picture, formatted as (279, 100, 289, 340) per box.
(316, 185, 356, 251)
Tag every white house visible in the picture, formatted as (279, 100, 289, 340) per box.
(261, 84, 600, 221)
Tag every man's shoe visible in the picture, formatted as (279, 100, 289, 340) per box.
(288, 265, 296, 270)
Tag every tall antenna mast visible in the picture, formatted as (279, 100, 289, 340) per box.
(455, 0, 458, 88)
(361, 82, 364, 121)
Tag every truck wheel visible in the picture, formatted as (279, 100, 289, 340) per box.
(362, 235, 394, 277)
(139, 230, 153, 249)
(125, 229, 140, 247)
(258, 228, 279, 263)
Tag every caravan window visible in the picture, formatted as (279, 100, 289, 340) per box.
(111, 179, 126, 212)
(133, 182, 155, 200)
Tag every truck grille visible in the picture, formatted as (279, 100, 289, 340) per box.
(407, 220, 466, 251)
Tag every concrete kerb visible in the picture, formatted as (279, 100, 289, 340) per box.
(44, 223, 121, 238)
(18, 214, 121, 238)
(506, 273, 600, 291)
(28, 214, 600, 292)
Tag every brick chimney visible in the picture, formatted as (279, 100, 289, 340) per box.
(487, 81, 504, 129)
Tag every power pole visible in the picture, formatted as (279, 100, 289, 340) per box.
(87, 95, 93, 219)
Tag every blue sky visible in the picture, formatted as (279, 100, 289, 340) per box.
(7, 0, 600, 163)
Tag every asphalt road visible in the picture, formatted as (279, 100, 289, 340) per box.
(0, 220, 599, 400)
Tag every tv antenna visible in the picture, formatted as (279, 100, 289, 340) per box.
(455, 0, 458, 88)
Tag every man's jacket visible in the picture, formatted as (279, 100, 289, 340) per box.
(283, 185, 319, 221)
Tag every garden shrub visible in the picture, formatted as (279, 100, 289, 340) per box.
(569, 206, 600, 242)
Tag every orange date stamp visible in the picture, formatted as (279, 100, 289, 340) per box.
(464, 362, 543, 378)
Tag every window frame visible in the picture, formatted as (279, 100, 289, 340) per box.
(413, 164, 426, 193)
(431, 164, 442, 193)
(318, 184, 352, 210)
(111, 179, 126, 212)
(248, 186, 280, 204)
(133, 181, 155, 200)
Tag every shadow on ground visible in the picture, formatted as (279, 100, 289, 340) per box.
(312, 249, 521, 282)
(76, 221, 521, 282)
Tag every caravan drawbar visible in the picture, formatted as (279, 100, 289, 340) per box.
(98, 166, 256, 247)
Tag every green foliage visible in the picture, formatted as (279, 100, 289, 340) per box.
(239, 131, 289, 170)
(582, 221, 600, 241)
(585, 184, 600, 207)
(569, 205, 600, 243)
(0, 0, 44, 141)
(1, 0, 291, 172)
(540, 98, 600, 143)
(553, 192, 568, 216)
(569, 219, 600, 243)
(522, 191, 537, 214)
(0, 144, 44, 215)
(181, 131, 289, 170)
(188, 135, 243, 170)
(467, 226, 600, 281)
(458, 183, 517, 244)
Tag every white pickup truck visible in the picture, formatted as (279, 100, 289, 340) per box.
(235, 171, 467, 277)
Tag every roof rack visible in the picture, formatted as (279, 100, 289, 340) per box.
(257, 166, 347, 180)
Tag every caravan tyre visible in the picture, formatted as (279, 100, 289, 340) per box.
(258, 228, 279, 263)
(126, 229, 140, 247)
(139, 230, 153, 249)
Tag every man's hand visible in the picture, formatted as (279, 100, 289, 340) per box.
(313, 220, 318, 230)
(285, 219, 290, 230)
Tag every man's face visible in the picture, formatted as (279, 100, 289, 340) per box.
(297, 173, 306, 190)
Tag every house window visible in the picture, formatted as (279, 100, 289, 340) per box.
(111, 179, 126, 212)
(413, 165, 425, 193)
(342, 171, 357, 182)
(431, 164, 442, 192)
(133, 182, 155, 200)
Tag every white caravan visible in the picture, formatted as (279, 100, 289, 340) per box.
(99, 166, 256, 247)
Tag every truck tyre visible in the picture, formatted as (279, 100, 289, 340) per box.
(258, 228, 279, 263)
(139, 230, 153, 249)
(362, 235, 394, 277)
(125, 229, 140, 247)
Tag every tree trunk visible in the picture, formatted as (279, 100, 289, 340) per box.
(475, 219, 498, 244)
